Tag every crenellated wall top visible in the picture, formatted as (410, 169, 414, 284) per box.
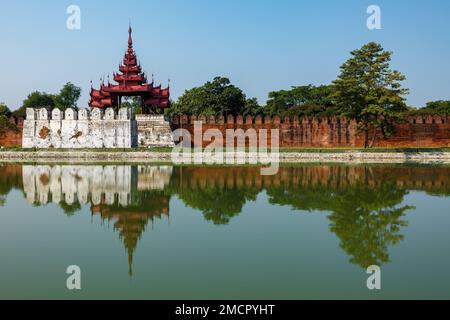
(24, 107, 133, 121)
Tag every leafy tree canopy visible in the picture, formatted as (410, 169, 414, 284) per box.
(282, 103, 341, 118)
(121, 96, 144, 114)
(53, 82, 82, 110)
(332, 42, 409, 148)
(264, 84, 335, 116)
(417, 100, 450, 116)
(0, 103, 18, 135)
(168, 77, 259, 117)
(242, 97, 264, 117)
(13, 91, 55, 118)
(13, 82, 81, 118)
(0, 103, 12, 117)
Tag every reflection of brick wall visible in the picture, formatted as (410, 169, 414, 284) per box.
(0, 118, 23, 147)
(171, 114, 450, 148)
(175, 166, 450, 195)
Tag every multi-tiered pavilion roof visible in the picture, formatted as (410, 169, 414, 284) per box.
(89, 25, 170, 112)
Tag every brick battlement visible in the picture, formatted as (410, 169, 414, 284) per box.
(170, 114, 448, 126)
(2, 110, 449, 148)
(171, 114, 450, 148)
(0, 116, 23, 147)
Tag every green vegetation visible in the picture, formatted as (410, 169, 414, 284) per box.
(332, 42, 409, 148)
(121, 96, 144, 114)
(53, 82, 82, 111)
(2, 42, 448, 150)
(13, 92, 54, 118)
(59, 201, 82, 216)
(13, 82, 82, 118)
(164, 42, 447, 149)
(163, 42, 446, 143)
(167, 77, 262, 117)
(408, 100, 450, 116)
(4, 42, 447, 124)
(265, 84, 336, 117)
(0, 103, 19, 135)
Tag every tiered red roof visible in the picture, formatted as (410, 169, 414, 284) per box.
(89, 25, 170, 110)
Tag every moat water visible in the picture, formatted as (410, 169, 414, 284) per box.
(0, 163, 449, 299)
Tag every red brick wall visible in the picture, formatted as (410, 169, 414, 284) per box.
(2, 115, 449, 148)
(172, 114, 450, 148)
(0, 118, 23, 147)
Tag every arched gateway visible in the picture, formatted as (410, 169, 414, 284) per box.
(89, 25, 170, 114)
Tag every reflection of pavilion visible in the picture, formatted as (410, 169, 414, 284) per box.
(91, 198, 169, 276)
(22, 165, 173, 276)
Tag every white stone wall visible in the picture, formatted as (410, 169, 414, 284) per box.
(23, 107, 176, 149)
(22, 107, 133, 149)
(22, 165, 173, 206)
(136, 115, 175, 148)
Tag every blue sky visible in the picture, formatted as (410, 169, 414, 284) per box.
(0, 0, 449, 110)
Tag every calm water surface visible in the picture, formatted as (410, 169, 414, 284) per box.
(0, 163, 449, 299)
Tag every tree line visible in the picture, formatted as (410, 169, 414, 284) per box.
(168, 42, 449, 148)
(1, 42, 449, 148)
(0, 82, 81, 135)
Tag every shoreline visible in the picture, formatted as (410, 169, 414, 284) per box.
(1, 150, 450, 164)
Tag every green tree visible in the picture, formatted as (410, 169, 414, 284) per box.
(421, 100, 450, 116)
(283, 103, 341, 118)
(0, 103, 19, 135)
(121, 96, 144, 114)
(332, 42, 409, 148)
(13, 91, 55, 118)
(168, 77, 256, 117)
(242, 97, 264, 116)
(265, 84, 335, 116)
(0, 103, 12, 117)
(53, 82, 82, 110)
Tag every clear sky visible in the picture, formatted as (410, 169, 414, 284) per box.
(0, 0, 449, 110)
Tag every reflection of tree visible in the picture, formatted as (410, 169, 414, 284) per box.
(168, 167, 260, 225)
(327, 185, 412, 268)
(330, 205, 410, 267)
(2, 163, 449, 272)
(59, 201, 82, 216)
(176, 186, 258, 225)
(0, 165, 23, 207)
(266, 168, 413, 268)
